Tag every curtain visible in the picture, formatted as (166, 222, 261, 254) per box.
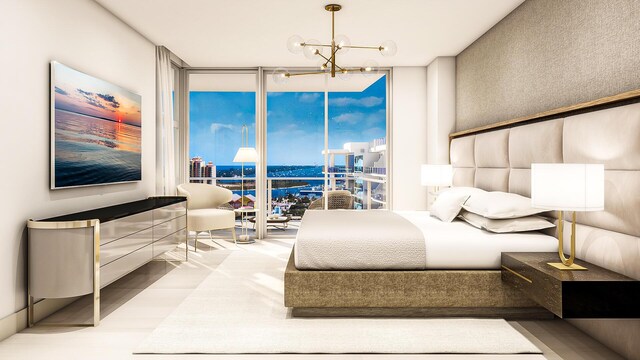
(156, 46, 176, 195)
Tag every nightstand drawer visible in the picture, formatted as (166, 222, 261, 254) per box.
(501, 252, 640, 318)
(502, 257, 562, 317)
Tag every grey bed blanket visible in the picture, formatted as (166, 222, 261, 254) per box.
(294, 210, 427, 270)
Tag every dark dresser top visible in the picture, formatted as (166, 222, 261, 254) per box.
(42, 196, 186, 223)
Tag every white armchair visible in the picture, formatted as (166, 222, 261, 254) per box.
(177, 183, 237, 251)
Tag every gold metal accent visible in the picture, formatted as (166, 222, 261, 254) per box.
(27, 219, 101, 327)
(340, 45, 382, 50)
(289, 3, 389, 79)
(548, 211, 588, 271)
(548, 262, 588, 271)
(501, 265, 532, 284)
(325, 4, 342, 12)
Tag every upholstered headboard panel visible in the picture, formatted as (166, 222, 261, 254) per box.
(450, 102, 640, 280)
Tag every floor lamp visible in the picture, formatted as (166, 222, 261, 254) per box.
(233, 125, 258, 243)
(531, 163, 604, 271)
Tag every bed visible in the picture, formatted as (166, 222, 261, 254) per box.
(285, 97, 640, 319)
(294, 210, 558, 270)
(286, 210, 557, 318)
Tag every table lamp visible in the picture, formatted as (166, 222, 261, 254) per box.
(421, 164, 453, 196)
(531, 163, 604, 271)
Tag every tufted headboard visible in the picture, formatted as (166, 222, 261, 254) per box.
(450, 102, 640, 281)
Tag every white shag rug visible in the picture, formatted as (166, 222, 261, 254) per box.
(135, 249, 541, 354)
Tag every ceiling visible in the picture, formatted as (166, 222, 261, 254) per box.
(189, 72, 385, 92)
(95, 0, 523, 68)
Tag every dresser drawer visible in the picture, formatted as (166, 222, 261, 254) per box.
(100, 243, 153, 288)
(153, 215, 186, 240)
(100, 227, 153, 266)
(100, 211, 153, 245)
(153, 229, 186, 258)
(153, 201, 187, 226)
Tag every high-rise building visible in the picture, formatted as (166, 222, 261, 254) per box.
(204, 162, 216, 185)
(189, 156, 204, 183)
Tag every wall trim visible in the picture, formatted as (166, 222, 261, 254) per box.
(0, 297, 78, 342)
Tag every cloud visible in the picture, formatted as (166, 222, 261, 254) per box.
(365, 109, 386, 126)
(54, 86, 68, 96)
(332, 112, 364, 125)
(210, 123, 234, 133)
(77, 88, 93, 96)
(97, 93, 120, 108)
(76, 88, 107, 109)
(330, 96, 383, 108)
(297, 93, 321, 103)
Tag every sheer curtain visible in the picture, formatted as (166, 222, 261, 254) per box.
(156, 46, 176, 195)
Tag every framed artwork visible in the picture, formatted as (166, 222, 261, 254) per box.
(50, 61, 142, 189)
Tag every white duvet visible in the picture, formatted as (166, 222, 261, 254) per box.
(294, 210, 427, 270)
(294, 210, 559, 270)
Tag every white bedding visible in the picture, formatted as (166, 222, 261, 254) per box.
(294, 210, 558, 270)
(398, 211, 558, 269)
(294, 210, 427, 270)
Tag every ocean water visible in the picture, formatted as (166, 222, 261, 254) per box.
(209, 165, 328, 199)
(54, 109, 141, 188)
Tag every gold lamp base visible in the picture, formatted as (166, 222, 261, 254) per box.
(548, 211, 588, 271)
(547, 262, 588, 271)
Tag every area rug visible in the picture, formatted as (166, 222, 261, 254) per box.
(135, 250, 541, 354)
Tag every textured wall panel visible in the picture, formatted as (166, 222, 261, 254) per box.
(474, 129, 510, 168)
(509, 119, 563, 168)
(452, 168, 475, 187)
(474, 168, 509, 192)
(456, 0, 640, 131)
(563, 102, 640, 169)
(450, 136, 475, 167)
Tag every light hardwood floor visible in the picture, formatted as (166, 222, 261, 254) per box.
(0, 225, 625, 359)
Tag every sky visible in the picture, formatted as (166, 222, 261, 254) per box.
(53, 62, 142, 127)
(189, 75, 386, 166)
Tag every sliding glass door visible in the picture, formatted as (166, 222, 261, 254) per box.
(328, 75, 388, 210)
(187, 71, 257, 209)
(264, 70, 390, 220)
(265, 74, 326, 219)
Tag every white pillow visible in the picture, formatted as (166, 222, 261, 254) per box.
(462, 191, 545, 219)
(459, 210, 555, 233)
(430, 191, 471, 222)
(441, 186, 487, 197)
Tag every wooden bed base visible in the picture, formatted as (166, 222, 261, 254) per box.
(284, 251, 552, 319)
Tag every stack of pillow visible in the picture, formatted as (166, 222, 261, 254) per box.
(430, 187, 555, 233)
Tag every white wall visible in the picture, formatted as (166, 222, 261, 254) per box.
(0, 0, 156, 320)
(426, 57, 456, 206)
(426, 57, 456, 164)
(391, 67, 428, 210)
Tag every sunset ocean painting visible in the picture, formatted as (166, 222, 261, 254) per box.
(51, 62, 142, 188)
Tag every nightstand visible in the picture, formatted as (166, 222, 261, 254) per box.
(501, 252, 640, 318)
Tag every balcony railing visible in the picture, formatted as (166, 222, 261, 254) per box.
(188, 175, 387, 212)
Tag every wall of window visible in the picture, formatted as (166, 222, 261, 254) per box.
(176, 68, 391, 237)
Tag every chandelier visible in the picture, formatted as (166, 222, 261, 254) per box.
(273, 4, 397, 83)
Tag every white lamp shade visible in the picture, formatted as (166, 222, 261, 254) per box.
(420, 164, 453, 186)
(233, 147, 258, 163)
(531, 163, 604, 211)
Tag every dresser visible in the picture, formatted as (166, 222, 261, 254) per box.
(27, 196, 187, 326)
